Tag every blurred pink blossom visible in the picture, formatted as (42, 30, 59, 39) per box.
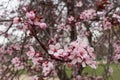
(80, 9, 96, 21)
(13, 17, 21, 24)
(11, 57, 24, 70)
(26, 11, 36, 20)
(39, 22, 47, 29)
(103, 18, 112, 30)
(42, 61, 56, 76)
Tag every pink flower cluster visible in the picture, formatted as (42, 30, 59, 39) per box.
(48, 38, 96, 69)
(68, 38, 96, 69)
(13, 17, 22, 24)
(68, 16, 75, 23)
(48, 43, 68, 59)
(26, 11, 47, 29)
(11, 57, 24, 70)
(42, 61, 56, 76)
(80, 9, 97, 21)
(57, 24, 71, 32)
(26, 46, 56, 77)
(13, 10, 47, 30)
(103, 18, 112, 30)
(26, 46, 43, 66)
(26, 11, 36, 20)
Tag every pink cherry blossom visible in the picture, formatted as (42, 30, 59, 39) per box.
(26, 46, 43, 65)
(49, 43, 61, 54)
(11, 57, 24, 70)
(26, 46, 35, 59)
(34, 21, 47, 29)
(26, 11, 36, 20)
(68, 16, 74, 23)
(13, 17, 21, 24)
(39, 22, 47, 29)
(57, 24, 71, 32)
(48, 37, 96, 69)
(67, 38, 96, 68)
(80, 9, 96, 21)
(42, 61, 56, 76)
(32, 57, 43, 65)
(103, 18, 112, 30)
(48, 43, 67, 58)
(26, 51, 35, 59)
